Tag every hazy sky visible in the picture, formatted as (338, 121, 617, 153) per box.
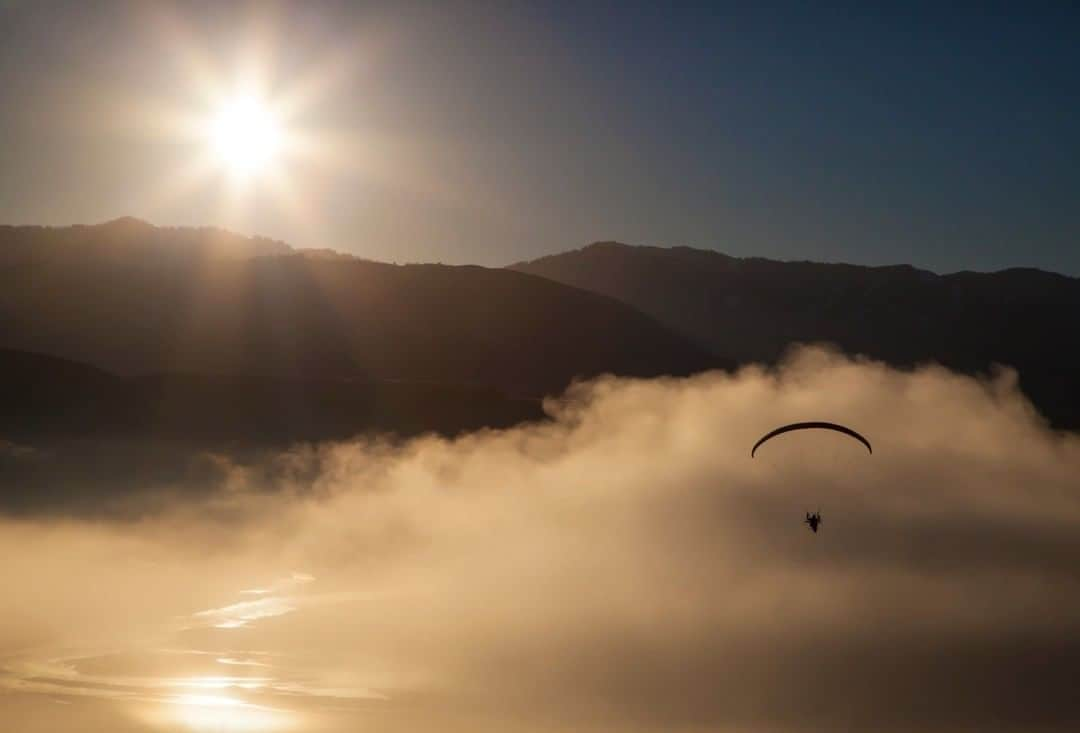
(1, 1, 1077, 273)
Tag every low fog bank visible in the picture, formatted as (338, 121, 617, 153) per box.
(1, 346, 1078, 732)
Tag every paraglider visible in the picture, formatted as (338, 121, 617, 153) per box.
(750, 421, 872, 458)
(751, 421, 872, 534)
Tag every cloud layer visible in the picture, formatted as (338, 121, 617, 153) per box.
(2, 346, 1079, 732)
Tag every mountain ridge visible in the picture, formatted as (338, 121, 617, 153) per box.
(0, 221, 719, 398)
(511, 240, 1080, 429)
(519, 240, 1076, 280)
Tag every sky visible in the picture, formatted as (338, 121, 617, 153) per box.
(2, 346, 1079, 732)
(0, 0, 1077, 273)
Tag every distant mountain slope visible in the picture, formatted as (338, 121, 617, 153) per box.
(0, 221, 718, 398)
(511, 242, 1080, 428)
(0, 348, 542, 444)
(0, 348, 546, 512)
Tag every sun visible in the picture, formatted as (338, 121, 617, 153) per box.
(140, 6, 379, 226)
(208, 95, 283, 176)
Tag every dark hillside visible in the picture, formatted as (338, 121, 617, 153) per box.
(513, 242, 1080, 428)
(0, 222, 720, 399)
(0, 348, 545, 512)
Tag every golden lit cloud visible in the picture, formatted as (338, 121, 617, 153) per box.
(1, 347, 1078, 732)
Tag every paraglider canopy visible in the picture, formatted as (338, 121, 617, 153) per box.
(751, 421, 872, 457)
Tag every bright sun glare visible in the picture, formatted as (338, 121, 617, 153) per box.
(209, 96, 282, 176)
(151, 691, 293, 732)
(143, 11, 363, 225)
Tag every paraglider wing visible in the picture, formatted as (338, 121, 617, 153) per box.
(750, 421, 872, 457)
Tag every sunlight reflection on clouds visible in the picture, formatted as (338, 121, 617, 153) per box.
(194, 598, 296, 629)
(191, 573, 314, 629)
(217, 657, 272, 668)
(0, 569, 387, 732)
(147, 691, 297, 732)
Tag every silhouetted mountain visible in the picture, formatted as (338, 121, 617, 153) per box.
(0, 222, 718, 398)
(511, 242, 1080, 429)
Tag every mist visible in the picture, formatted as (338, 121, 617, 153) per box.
(2, 345, 1078, 732)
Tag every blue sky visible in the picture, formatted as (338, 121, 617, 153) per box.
(1, 1, 1076, 273)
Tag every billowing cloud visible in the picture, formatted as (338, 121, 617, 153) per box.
(1, 346, 1078, 732)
